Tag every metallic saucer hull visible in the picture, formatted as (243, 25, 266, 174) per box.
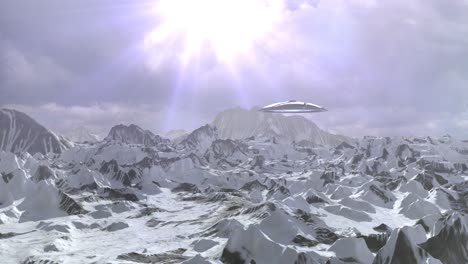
(259, 100, 327, 113)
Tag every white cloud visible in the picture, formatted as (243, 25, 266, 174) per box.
(2, 45, 73, 87)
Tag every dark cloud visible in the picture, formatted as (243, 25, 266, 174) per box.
(1, 0, 468, 137)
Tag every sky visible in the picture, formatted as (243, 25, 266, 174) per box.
(1, 0, 468, 138)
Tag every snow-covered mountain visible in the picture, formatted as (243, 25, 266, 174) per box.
(212, 107, 348, 145)
(1, 109, 468, 263)
(0, 109, 70, 155)
(104, 124, 169, 146)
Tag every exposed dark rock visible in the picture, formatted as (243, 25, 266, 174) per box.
(374, 176, 407, 191)
(314, 228, 339, 245)
(421, 215, 468, 264)
(250, 155, 265, 169)
(292, 235, 319, 247)
(336, 142, 355, 151)
(226, 205, 243, 211)
(396, 144, 419, 161)
(373, 223, 392, 233)
(43, 244, 59, 252)
(241, 180, 268, 191)
(373, 229, 430, 264)
(145, 218, 163, 227)
(351, 154, 364, 166)
(59, 191, 88, 215)
(414, 173, 435, 191)
(306, 195, 327, 204)
(133, 207, 167, 218)
(221, 248, 245, 264)
(117, 249, 188, 263)
(172, 183, 201, 193)
(237, 203, 276, 220)
(155, 157, 182, 170)
(358, 233, 390, 253)
(182, 195, 207, 202)
(209, 193, 228, 202)
(32, 165, 55, 182)
(104, 222, 129, 232)
(1, 172, 14, 183)
(369, 185, 393, 204)
(321, 170, 339, 186)
(380, 148, 389, 160)
(415, 219, 430, 233)
(22, 257, 61, 264)
(418, 159, 454, 174)
(454, 163, 468, 172)
(98, 187, 139, 201)
(204, 139, 249, 161)
(99, 160, 142, 186)
(0, 232, 20, 239)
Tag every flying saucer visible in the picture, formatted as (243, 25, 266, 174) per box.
(259, 100, 327, 113)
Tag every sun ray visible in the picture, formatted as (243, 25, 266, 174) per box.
(144, 0, 286, 66)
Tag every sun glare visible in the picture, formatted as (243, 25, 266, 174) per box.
(145, 0, 285, 66)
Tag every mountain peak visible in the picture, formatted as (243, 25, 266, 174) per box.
(105, 124, 167, 146)
(212, 107, 348, 145)
(0, 108, 69, 155)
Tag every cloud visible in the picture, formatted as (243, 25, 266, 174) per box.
(1, 0, 467, 138)
(310, 106, 468, 138)
(0, 44, 76, 104)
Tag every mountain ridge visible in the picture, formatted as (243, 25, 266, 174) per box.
(0, 108, 70, 155)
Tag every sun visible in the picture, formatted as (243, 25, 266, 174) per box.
(145, 0, 285, 66)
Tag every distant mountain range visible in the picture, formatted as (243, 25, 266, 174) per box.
(0, 107, 346, 152)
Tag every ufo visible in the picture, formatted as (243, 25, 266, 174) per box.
(259, 100, 327, 113)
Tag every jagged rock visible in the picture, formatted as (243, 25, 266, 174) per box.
(373, 225, 442, 264)
(421, 212, 468, 264)
(104, 222, 129, 232)
(44, 244, 60, 252)
(117, 249, 188, 263)
(172, 183, 201, 193)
